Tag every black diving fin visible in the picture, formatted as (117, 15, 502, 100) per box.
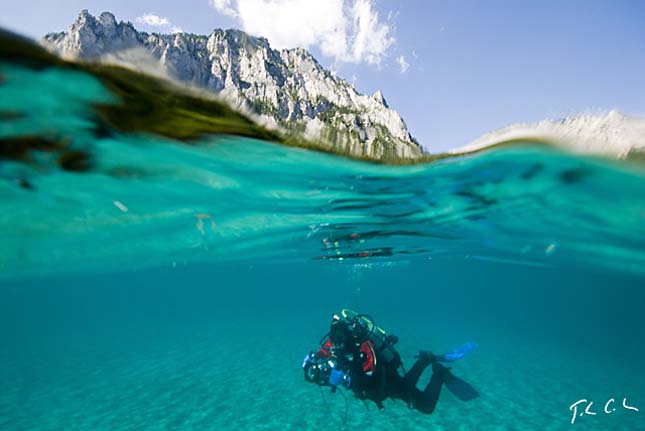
(444, 371, 479, 401)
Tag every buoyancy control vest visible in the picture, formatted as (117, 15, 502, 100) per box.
(331, 309, 403, 371)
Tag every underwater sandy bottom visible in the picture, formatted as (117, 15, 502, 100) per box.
(1, 263, 643, 431)
(1, 314, 642, 430)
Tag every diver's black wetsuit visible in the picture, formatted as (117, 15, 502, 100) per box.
(308, 312, 456, 414)
(348, 352, 450, 413)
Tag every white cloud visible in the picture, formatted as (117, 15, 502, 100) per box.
(135, 13, 184, 34)
(348, 0, 394, 65)
(210, 0, 238, 17)
(209, 0, 395, 66)
(396, 55, 409, 74)
(136, 13, 171, 27)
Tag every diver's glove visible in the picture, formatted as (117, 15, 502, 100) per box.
(329, 368, 351, 389)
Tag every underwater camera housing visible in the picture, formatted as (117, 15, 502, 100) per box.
(302, 353, 336, 386)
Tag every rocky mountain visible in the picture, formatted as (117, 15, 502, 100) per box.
(41, 10, 423, 159)
(451, 110, 645, 159)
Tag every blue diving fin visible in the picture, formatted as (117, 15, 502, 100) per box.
(438, 342, 478, 362)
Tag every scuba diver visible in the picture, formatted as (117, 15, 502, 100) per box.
(302, 309, 478, 414)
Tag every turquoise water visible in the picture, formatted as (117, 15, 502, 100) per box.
(1, 62, 645, 430)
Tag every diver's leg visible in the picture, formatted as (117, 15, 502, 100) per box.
(413, 362, 450, 414)
(403, 355, 433, 388)
(398, 355, 433, 408)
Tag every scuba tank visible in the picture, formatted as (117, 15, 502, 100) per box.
(334, 309, 402, 370)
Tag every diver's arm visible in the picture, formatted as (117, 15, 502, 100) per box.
(377, 367, 387, 401)
(353, 366, 387, 410)
(372, 366, 387, 410)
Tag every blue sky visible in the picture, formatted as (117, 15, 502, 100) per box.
(2, 0, 644, 152)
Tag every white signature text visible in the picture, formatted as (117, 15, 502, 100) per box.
(570, 398, 639, 425)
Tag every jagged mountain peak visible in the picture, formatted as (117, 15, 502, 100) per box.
(42, 10, 423, 159)
(73, 10, 121, 32)
(372, 90, 388, 108)
(98, 11, 117, 25)
(76, 9, 93, 21)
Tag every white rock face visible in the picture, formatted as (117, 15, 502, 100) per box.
(42, 10, 423, 159)
(452, 110, 645, 159)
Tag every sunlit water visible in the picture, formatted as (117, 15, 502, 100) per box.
(1, 62, 644, 430)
